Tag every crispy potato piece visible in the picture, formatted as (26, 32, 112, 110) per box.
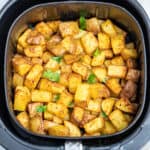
(68, 73, 82, 93)
(101, 98, 116, 115)
(111, 56, 125, 66)
(24, 64, 43, 89)
(114, 25, 127, 36)
(31, 58, 43, 65)
(126, 42, 135, 49)
(87, 99, 101, 113)
(74, 29, 87, 39)
(126, 58, 137, 69)
(47, 21, 61, 32)
(59, 21, 79, 37)
(74, 39, 84, 55)
(51, 82, 65, 94)
(43, 120, 58, 131)
(109, 109, 128, 131)
(98, 32, 111, 49)
(115, 98, 138, 114)
(106, 78, 122, 95)
(101, 20, 116, 37)
(17, 112, 29, 129)
(17, 43, 24, 54)
(72, 62, 88, 79)
(81, 32, 98, 55)
(14, 86, 31, 111)
(108, 65, 127, 78)
(64, 54, 81, 64)
(48, 125, 69, 136)
(42, 51, 52, 63)
(104, 60, 111, 67)
(126, 69, 140, 82)
(59, 73, 69, 87)
(38, 79, 52, 92)
(13, 73, 24, 88)
(47, 102, 69, 120)
(111, 34, 125, 55)
(12, 55, 31, 76)
(124, 114, 133, 123)
(121, 48, 138, 60)
(60, 61, 72, 74)
(30, 116, 45, 134)
(86, 17, 100, 34)
(84, 117, 104, 134)
(44, 111, 53, 121)
(64, 121, 81, 137)
(102, 121, 116, 135)
(81, 55, 91, 66)
(53, 116, 63, 124)
(31, 90, 52, 102)
(103, 50, 113, 59)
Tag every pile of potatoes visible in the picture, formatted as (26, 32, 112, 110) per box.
(12, 17, 140, 137)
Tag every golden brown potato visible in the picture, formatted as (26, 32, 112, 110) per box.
(50, 82, 65, 94)
(126, 58, 137, 69)
(17, 43, 24, 54)
(44, 111, 53, 121)
(53, 116, 63, 124)
(60, 61, 72, 74)
(47, 21, 61, 33)
(126, 69, 140, 82)
(81, 32, 98, 55)
(13, 73, 24, 88)
(38, 79, 52, 92)
(102, 121, 116, 135)
(109, 109, 128, 131)
(14, 86, 31, 111)
(103, 50, 113, 59)
(74, 29, 87, 39)
(121, 48, 138, 60)
(43, 120, 58, 131)
(74, 39, 84, 55)
(59, 73, 69, 87)
(31, 58, 43, 65)
(17, 112, 29, 129)
(111, 56, 125, 66)
(84, 117, 104, 134)
(42, 51, 52, 63)
(24, 64, 43, 89)
(64, 54, 81, 64)
(126, 42, 135, 49)
(124, 114, 133, 123)
(81, 54, 91, 66)
(104, 60, 111, 67)
(87, 99, 101, 113)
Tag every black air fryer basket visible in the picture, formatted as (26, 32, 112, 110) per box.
(0, 1, 150, 150)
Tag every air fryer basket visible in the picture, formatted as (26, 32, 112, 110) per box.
(0, 1, 147, 148)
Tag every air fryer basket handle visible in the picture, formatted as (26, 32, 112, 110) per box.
(65, 141, 83, 150)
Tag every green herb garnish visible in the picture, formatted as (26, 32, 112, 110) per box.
(93, 48, 101, 57)
(79, 10, 88, 17)
(101, 111, 107, 118)
(43, 70, 60, 82)
(36, 105, 47, 113)
(68, 102, 74, 108)
(53, 94, 60, 102)
(51, 56, 63, 63)
(87, 73, 97, 84)
(79, 16, 86, 30)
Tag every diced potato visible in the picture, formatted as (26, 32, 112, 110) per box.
(81, 32, 98, 55)
(126, 42, 135, 49)
(86, 17, 100, 34)
(13, 73, 24, 88)
(109, 109, 128, 131)
(111, 34, 125, 55)
(68, 73, 82, 93)
(103, 50, 113, 59)
(51, 82, 65, 93)
(17, 112, 29, 129)
(101, 20, 116, 37)
(14, 86, 31, 111)
(104, 60, 111, 67)
(28, 102, 43, 118)
(12, 55, 31, 76)
(48, 125, 69, 136)
(30, 116, 45, 134)
(115, 98, 138, 114)
(17, 44, 24, 54)
(44, 111, 53, 121)
(126, 58, 137, 69)
(59, 21, 79, 37)
(64, 54, 81, 64)
(81, 55, 91, 66)
(31, 58, 43, 65)
(111, 56, 125, 66)
(114, 25, 127, 36)
(72, 62, 88, 79)
(53, 116, 63, 124)
(124, 114, 133, 123)
(42, 51, 52, 63)
(93, 67, 107, 82)
(38, 79, 52, 92)
(90, 83, 110, 99)
(101, 98, 116, 115)
(47, 21, 61, 32)
(106, 78, 122, 95)
(126, 69, 140, 82)
(121, 48, 138, 60)
(47, 102, 69, 120)
(108, 65, 127, 78)
(64, 121, 81, 137)
(43, 120, 58, 131)
(31, 90, 52, 102)
(98, 32, 111, 49)
(74, 29, 87, 39)
(102, 121, 116, 135)
(57, 91, 73, 107)
(60, 61, 72, 74)
(59, 73, 69, 87)
(84, 117, 104, 134)
(74, 39, 84, 55)
(87, 99, 101, 113)
(24, 64, 43, 89)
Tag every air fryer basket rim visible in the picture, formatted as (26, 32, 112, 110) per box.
(4, 1, 147, 140)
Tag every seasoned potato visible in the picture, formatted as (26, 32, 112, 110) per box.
(60, 61, 72, 74)
(51, 82, 65, 93)
(31, 58, 43, 65)
(103, 50, 113, 59)
(44, 111, 53, 121)
(126, 42, 135, 49)
(48, 125, 69, 136)
(43, 120, 58, 131)
(75, 39, 84, 55)
(121, 48, 138, 60)
(84, 117, 105, 134)
(74, 29, 87, 39)
(13, 73, 24, 88)
(102, 121, 116, 135)
(104, 60, 111, 67)
(98, 32, 111, 49)
(17, 43, 24, 54)
(59, 73, 69, 87)
(87, 99, 101, 113)
(42, 51, 52, 63)
(126, 58, 137, 69)
(81, 54, 91, 66)
(14, 86, 31, 111)
(124, 114, 133, 123)
(17, 112, 29, 129)
(111, 56, 125, 66)
(53, 116, 63, 124)
(109, 109, 128, 131)
(64, 54, 81, 64)
(47, 21, 61, 32)
(24, 64, 43, 89)
(126, 69, 140, 82)
(38, 79, 52, 92)
(64, 121, 81, 137)
(81, 32, 98, 55)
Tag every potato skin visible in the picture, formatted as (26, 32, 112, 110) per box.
(17, 112, 29, 129)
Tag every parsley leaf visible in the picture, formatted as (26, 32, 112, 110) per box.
(68, 102, 74, 108)
(53, 94, 60, 102)
(51, 56, 62, 63)
(87, 73, 96, 84)
(101, 111, 107, 118)
(36, 105, 47, 113)
(93, 48, 101, 57)
(79, 16, 86, 30)
(43, 70, 60, 82)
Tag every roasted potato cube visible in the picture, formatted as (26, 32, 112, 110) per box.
(115, 98, 138, 114)
(47, 102, 69, 120)
(74, 29, 87, 39)
(126, 69, 140, 82)
(51, 82, 65, 93)
(111, 34, 125, 55)
(68, 73, 82, 93)
(109, 109, 128, 131)
(64, 121, 81, 137)
(93, 67, 107, 83)
(121, 48, 138, 60)
(87, 99, 101, 113)
(126, 58, 137, 69)
(38, 79, 52, 92)
(103, 50, 113, 59)
(102, 121, 116, 135)
(104, 60, 111, 67)
(60, 61, 72, 74)
(74, 39, 84, 55)
(111, 56, 125, 66)
(24, 64, 43, 89)
(124, 114, 133, 123)
(106, 78, 122, 95)
(47, 21, 61, 32)
(42, 51, 52, 63)
(114, 25, 127, 36)
(17, 112, 29, 129)
(126, 42, 135, 49)
(72, 62, 88, 79)
(59, 73, 69, 87)
(31, 58, 43, 65)
(53, 116, 63, 124)
(13, 73, 24, 88)
(17, 43, 24, 54)
(81, 32, 98, 55)
(30, 116, 45, 134)
(43, 120, 58, 131)
(101, 20, 116, 37)
(44, 111, 53, 121)
(59, 21, 79, 37)
(14, 86, 31, 111)
(86, 17, 100, 34)
(101, 98, 116, 115)
(81, 55, 91, 66)
(108, 65, 127, 78)
(84, 117, 104, 134)
(98, 32, 111, 49)
(49, 44, 66, 56)
(48, 125, 69, 136)
(64, 54, 81, 64)
(31, 90, 52, 102)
